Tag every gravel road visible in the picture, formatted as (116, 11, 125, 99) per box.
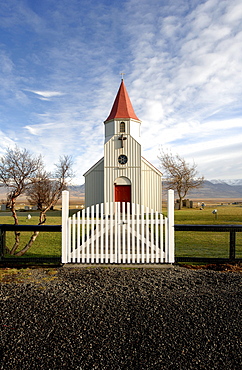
(0, 266, 241, 369)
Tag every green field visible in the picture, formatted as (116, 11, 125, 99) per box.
(0, 212, 62, 259)
(0, 204, 242, 260)
(172, 204, 242, 259)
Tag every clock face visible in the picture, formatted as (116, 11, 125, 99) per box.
(118, 154, 128, 165)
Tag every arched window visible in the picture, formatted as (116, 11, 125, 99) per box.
(120, 121, 125, 133)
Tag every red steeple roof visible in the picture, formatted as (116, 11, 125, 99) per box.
(105, 80, 140, 122)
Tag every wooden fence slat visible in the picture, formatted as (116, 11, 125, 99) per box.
(61, 190, 69, 263)
(164, 217, 168, 263)
(151, 209, 154, 263)
(105, 202, 109, 263)
(127, 202, 131, 263)
(82, 208, 85, 262)
(91, 206, 94, 262)
(86, 207, 90, 263)
(122, 202, 125, 262)
(72, 214, 76, 262)
(131, 203, 135, 263)
(117, 202, 121, 263)
(136, 204, 140, 263)
(95, 204, 99, 263)
(167, 189, 175, 263)
(160, 214, 163, 262)
(68, 217, 71, 263)
(100, 203, 104, 263)
(155, 211, 159, 263)
(142, 206, 145, 263)
(77, 212, 80, 263)
(114, 202, 118, 263)
(110, 203, 113, 263)
(146, 206, 149, 263)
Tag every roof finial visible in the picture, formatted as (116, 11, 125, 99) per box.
(120, 72, 125, 80)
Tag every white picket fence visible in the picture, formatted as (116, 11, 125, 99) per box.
(62, 190, 174, 264)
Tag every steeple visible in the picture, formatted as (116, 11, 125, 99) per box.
(105, 80, 140, 122)
(84, 78, 162, 213)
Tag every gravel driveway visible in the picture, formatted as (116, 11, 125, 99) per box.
(0, 265, 241, 369)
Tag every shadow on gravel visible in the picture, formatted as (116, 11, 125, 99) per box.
(180, 262, 242, 272)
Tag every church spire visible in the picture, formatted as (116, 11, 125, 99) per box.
(105, 80, 140, 122)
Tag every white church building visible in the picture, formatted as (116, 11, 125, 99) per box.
(84, 79, 162, 212)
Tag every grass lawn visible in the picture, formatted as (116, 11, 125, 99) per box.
(0, 212, 61, 259)
(172, 204, 242, 259)
(0, 205, 242, 260)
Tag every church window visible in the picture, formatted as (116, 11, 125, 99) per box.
(120, 122, 125, 133)
(118, 154, 128, 164)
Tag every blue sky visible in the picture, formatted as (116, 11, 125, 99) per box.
(0, 0, 242, 184)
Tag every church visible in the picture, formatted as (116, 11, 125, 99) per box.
(84, 79, 162, 213)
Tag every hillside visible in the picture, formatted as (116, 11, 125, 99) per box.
(1, 181, 242, 204)
(185, 180, 242, 199)
(72, 181, 242, 200)
(68, 184, 85, 197)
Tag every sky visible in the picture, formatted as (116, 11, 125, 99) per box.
(0, 0, 242, 184)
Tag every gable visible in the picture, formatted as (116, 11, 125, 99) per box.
(141, 157, 162, 177)
(83, 157, 104, 177)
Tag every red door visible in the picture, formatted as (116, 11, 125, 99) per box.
(115, 185, 131, 212)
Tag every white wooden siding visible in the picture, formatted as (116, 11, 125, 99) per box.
(84, 159, 104, 208)
(141, 159, 162, 213)
(104, 121, 115, 143)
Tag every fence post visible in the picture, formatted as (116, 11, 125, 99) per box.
(229, 231, 236, 261)
(167, 189, 175, 263)
(0, 227, 5, 261)
(62, 190, 69, 263)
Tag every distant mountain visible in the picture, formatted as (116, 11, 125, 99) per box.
(74, 181, 242, 199)
(180, 180, 242, 199)
(68, 184, 85, 196)
(0, 185, 86, 203)
(210, 179, 242, 186)
(1, 180, 242, 201)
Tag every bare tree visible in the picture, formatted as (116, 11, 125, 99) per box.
(0, 146, 43, 254)
(16, 155, 73, 256)
(0, 148, 73, 256)
(26, 156, 73, 212)
(158, 149, 204, 209)
(26, 170, 53, 211)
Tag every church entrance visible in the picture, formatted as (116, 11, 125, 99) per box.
(114, 177, 131, 212)
(115, 185, 131, 203)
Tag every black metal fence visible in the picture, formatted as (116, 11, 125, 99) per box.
(175, 224, 242, 263)
(0, 224, 61, 265)
(0, 223, 241, 266)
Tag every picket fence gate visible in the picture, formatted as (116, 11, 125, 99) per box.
(62, 190, 174, 264)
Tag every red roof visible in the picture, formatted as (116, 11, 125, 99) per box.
(105, 80, 140, 122)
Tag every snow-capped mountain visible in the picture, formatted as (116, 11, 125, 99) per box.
(210, 179, 242, 186)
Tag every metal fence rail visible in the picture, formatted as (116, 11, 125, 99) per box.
(0, 224, 61, 265)
(175, 224, 242, 263)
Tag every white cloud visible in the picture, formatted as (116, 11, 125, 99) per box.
(27, 90, 64, 99)
(0, 130, 15, 153)
(0, 0, 241, 183)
